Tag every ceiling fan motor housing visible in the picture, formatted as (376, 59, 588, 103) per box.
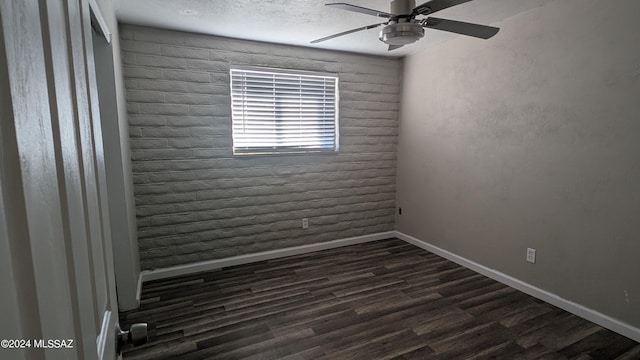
(379, 22, 425, 45)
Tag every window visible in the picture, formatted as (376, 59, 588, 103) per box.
(230, 66, 339, 155)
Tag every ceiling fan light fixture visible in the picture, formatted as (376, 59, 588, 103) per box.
(379, 22, 424, 45)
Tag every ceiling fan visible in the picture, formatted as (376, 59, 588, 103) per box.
(311, 0, 499, 51)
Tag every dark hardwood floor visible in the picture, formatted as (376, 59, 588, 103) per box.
(120, 238, 640, 359)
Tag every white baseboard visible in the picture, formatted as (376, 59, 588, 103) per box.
(395, 231, 640, 343)
(140, 231, 395, 283)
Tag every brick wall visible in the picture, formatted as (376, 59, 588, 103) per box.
(120, 25, 401, 270)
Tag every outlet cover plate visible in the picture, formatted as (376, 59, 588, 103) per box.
(526, 248, 536, 263)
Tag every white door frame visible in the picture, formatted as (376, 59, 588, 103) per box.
(0, 0, 121, 359)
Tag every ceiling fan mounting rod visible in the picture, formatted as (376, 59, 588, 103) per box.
(390, 0, 416, 16)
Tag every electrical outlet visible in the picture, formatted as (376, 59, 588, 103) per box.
(526, 248, 536, 263)
(302, 218, 308, 229)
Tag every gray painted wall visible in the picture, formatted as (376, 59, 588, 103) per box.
(120, 25, 401, 270)
(397, 0, 640, 328)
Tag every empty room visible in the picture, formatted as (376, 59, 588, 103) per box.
(2, 0, 640, 359)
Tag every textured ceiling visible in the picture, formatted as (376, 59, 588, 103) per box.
(114, 0, 555, 57)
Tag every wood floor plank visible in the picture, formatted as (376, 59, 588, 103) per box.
(121, 238, 638, 359)
(429, 322, 515, 358)
(499, 301, 554, 328)
(389, 345, 435, 359)
(464, 341, 525, 360)
(318, 329, 428, 360)
(614, 344, 640, 360)
(559, 328, 639, 359)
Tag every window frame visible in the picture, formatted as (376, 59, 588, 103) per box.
(229, 65, 340, 156)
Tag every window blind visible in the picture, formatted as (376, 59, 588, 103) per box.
(230, 67, 339, 155)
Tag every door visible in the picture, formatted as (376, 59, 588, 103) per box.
(0, 0, 119, 359)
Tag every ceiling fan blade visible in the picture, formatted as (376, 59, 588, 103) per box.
(325, 3, 393, 18)
(423, 17, 499, 39)
(388, 44, 404, 51)
(311, 23, 386, 44)
(412, 0, 473, 16)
